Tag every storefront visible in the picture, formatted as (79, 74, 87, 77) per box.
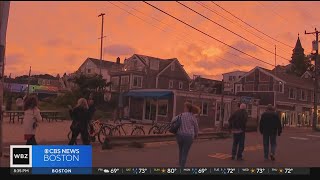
(125, 89, 241, 129)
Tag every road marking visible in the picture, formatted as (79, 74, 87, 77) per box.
(208, 153, 231, 160)
(290, 137, 309, 140)
(306, 135, 320, 138)
(208, 144, 262, 160)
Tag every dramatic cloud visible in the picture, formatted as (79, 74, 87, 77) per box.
(104, 44, 136, 57)
(6, 53, 24, 65)
(232, 40, 259, 53)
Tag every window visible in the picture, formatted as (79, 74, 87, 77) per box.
(289, 88, 296, 99)
(258, 84, 269, 91)
(179, 82, 183, 89)
(312, 91, 314, 102)
(132, 75, 142, 88)
(121, 76, 129, 85)
(300, 90, 307, 101)
(202, 102, 208, 116)
(157, 100, 168, 116)
(87, 69, 91, 74)
(259, 71, 270, 82)
(244, 84, 254, 91)
(111, 77, 119, 91)
(171, 63, 175, 71)
(245, 72, 255, 82)
(228, 76, 233, 81)
(279, 82, 284, 93)
(169, 80, 173, 89)
(235, 84, 242, 93)
(247, 104, 253, 117)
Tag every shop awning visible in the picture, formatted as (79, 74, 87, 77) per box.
(125, 91, 173, 98)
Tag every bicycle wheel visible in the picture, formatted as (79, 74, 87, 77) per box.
(148, 126, 161, 134)
(131, 127, 145, 136)
(111, 126, 122, 136)
(98, 126, 112, 144)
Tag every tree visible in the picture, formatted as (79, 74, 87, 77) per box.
(70, 73, 111, 97)
(288, 55, 312, 76)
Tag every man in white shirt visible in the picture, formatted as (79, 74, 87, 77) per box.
(16, 96, 24, 110)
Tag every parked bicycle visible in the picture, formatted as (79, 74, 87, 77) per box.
(110, 120, 145, 136)
(67, 119, 111, 144)
(148, 122, 171, 135)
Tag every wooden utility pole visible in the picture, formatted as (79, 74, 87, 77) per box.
(98, 13, 105, 76)
(0, 1, 10, 158)
(305, 28, 319, 131)
(27, 66, 31, 95)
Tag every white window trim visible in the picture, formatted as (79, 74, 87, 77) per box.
(121, 76, 129, 85)
(300, 90, 307, 101)
(179, 81, 183, 89)
(288, 88, 296, 100)
(235, 84, 242, 94)
(111, 77, 120, 91)
(169, 80, 174, 89)
(279, 83, 284, 93)
(157, 99, 169, 117)
(201, 101, 209, 116)
(132, 75, 143, 88)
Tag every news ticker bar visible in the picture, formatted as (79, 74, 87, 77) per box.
(10, 167, 310, 175)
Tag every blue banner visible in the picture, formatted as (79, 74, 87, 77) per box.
(32, 145, 92, 168)
(32, 168, 92, 175)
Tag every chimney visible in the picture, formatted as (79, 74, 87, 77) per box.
(116, 57, 120, 64)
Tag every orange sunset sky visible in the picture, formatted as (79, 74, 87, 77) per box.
(4, 1, 320, 80)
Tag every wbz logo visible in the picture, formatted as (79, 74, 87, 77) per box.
(10, 145, 32, 168)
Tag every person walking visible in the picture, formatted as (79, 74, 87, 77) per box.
(16, 95, 24, 111)
(23, 96, 42, 145)
(87, 93, 96, 137)
(259, 104, 282, 161)
(228, 103, 248, 160)
(171, 102, 199, 168)
(68, 98, 94, 145)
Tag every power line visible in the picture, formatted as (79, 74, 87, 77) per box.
(257, 1, 315, 41)
(108, 2, 244, 67)
(211, 1, 294, 49)
(143, 1, 274, 67)
(196, 1, 291, 59)
(176, 1, 290, 62)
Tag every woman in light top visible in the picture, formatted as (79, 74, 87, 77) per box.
(23, 96, 42, 145)
(172, 102, 200, 168)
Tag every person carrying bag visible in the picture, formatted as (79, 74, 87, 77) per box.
(172, 102, 199, 168)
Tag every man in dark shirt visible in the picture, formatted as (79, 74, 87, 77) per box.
(228, 103, 248, 160)
(259, 104, 282, 161)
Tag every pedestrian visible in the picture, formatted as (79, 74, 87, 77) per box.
(87, 93, 96, 136)
(5, 95, 13, 111)
(171, 102, 199, 168)
(23, 96, 42, 145)
(16, 95, 24, 111)
(68, 98, 94, 145)
(228, 103, 248, 160)
(259, 104, 282, 161)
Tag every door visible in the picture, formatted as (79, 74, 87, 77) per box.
(144, 98, 157, 121)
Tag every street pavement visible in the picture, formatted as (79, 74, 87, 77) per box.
(2, 127, 320, 168)
(91, 127, 320, 167)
